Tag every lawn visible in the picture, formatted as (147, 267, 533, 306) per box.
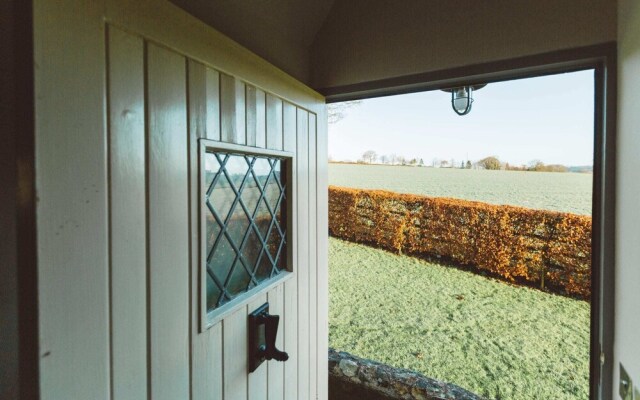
(329, 237, 590, 400)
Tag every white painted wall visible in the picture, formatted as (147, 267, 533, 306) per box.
(615, 0, 640, 398)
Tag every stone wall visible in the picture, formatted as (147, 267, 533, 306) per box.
(329, 349, 485, 400)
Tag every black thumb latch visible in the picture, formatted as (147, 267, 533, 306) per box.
(248, 302, 289, 373)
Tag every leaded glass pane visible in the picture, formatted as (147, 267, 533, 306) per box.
(206, 273, 222, 311)
(225, 154, 249, 191)
(254, 199, 273, 238)
(204, 152, 220, 191)
(255, 252, 272, 281)
(209, 235, 235, 283)
(240, 175, 261, 216)
(209, 174, 235, 221)
(204, 150, 288, 311)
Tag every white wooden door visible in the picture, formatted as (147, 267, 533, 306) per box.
(34, 1, 328, 399)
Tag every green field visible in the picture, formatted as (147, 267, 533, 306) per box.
(329, 163, 592, 215)
(328, 163, 592, 399)
(329, 238, 590, 400)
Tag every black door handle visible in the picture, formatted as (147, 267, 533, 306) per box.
(262, 314, 289, 362)
(248, 303, 289, 372)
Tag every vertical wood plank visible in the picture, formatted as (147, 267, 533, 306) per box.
(205, 68, 221, 141)
(235, 79, 246, 145)
(220, 72, 237, 143)
(108, 26, 147, 400)
(267, 285, 285, 400)
(188, 60, 207, 142)
(187, 59, 205, 400)
(307, 113, 318, 400)
(296, 108, 310, 400)
(282, 102, 296, 153)
(283, 111, 298, 400)
(246, 85, 257, 147)
(147, 42, 189, 400)
(255, 89, 266, 148)
(34, 0, 110, 398)
(248, 294, 268, 400)
(223, 307, 248, 400)
(315, 108, 330, 400)
(283, 279, 298, 400)
(188, 58, 223, 400)
(266, 94, 283, 150)
(192, 323, 223, 400)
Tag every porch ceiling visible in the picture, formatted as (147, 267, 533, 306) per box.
(170, 0, 616, 95)
(170, 0, 336, 83)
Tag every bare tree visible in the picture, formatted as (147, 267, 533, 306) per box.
(362, 150, 378, 164)
(380, 154, 389, 164)
(528, 159, 545, 171)
(328, 101, 363, 124)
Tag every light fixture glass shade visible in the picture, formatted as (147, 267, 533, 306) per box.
(452, 87, 474, 115)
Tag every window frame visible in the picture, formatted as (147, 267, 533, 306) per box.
(198, 139, 296, 330)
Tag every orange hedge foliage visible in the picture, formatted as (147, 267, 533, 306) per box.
(328, 186, 592, 299)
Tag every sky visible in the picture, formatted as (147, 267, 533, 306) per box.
(328, 70, 595, 167)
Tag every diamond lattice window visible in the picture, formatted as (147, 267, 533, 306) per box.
(204, 151, 287, 312)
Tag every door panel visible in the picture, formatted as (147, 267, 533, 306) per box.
(308, 113, 318, 399)
(282, 101, 299, 400)
(266, 94, 284, 151)
(37, 1, 327, 398)
(146, 42, 190, 400)
(189, 59, 225, 400)
(92, 19, 322, 400)
(223, 308, 249, 400)
(247, 294, 268, 400)
(295, 109, 311, 399)
(107, 26, 147, 400)
(267, 285, 285, 400)
(315, 108, 330, 400)
(34, 0, 110, 397)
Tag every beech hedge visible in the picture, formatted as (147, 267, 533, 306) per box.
(328, 186, 592, 299)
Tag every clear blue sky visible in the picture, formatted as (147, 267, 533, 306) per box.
(328, 70, 594, 166)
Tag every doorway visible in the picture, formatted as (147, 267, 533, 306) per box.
(324, 45, 616, 400)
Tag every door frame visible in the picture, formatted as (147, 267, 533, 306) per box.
(321, 42, 617, 400)
(2, 1, 39, 399)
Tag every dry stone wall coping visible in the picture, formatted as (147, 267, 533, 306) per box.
(329, 348, 486, 400)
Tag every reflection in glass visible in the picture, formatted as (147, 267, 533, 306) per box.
(209, 174, 235, 221)
(204, 150, 288, 311)
(225, 154, 249, 191)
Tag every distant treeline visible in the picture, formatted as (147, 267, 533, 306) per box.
(328, 151, 592, 173)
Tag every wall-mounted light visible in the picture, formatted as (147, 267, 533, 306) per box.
(442, 84, 487, 116)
